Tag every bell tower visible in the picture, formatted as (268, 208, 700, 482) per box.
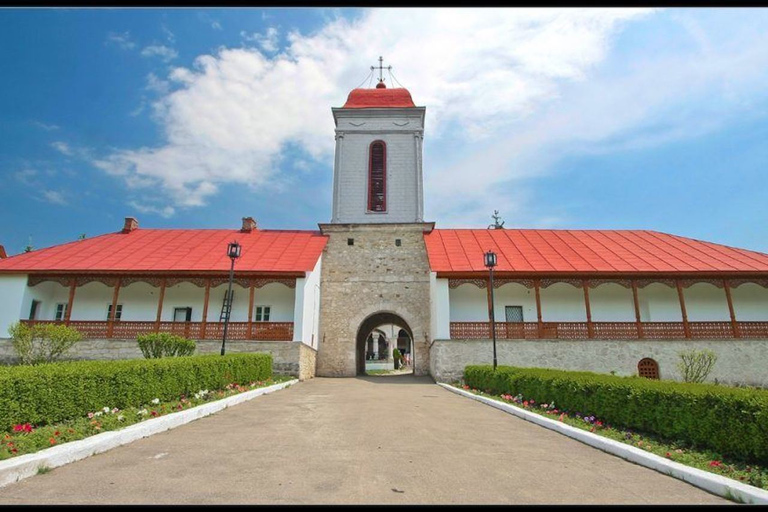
(317, 59, 434, 378)
(330, 59, 425, 224)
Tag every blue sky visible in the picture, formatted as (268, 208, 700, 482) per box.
(2, 7, 768, 256)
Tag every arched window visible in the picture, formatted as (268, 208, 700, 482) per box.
(368, 140, 386, 212)
(637, 358, 660, 380)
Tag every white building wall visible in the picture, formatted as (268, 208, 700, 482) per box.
(540, 283, 587, 322)
(684, 283, 731, 321)
(731, 283, 768, 320)
(430, 274, 450, 339)
(117, 282, 160, 321)
(494, 283, 538, 322)
(449, 283, 487, 321)
(0, 275, 28, 337)
(639, 283, 682, 321)
(253, 283, 295, 322)
(589, 283, 635, 322)
(296, 256, 322, 348)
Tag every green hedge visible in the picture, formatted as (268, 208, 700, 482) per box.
(0, 353, 272, 430)
(463, 365, 768, 464)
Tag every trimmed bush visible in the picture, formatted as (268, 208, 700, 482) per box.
(8, 322, 82, 365)
(0, 353, 272, 430)
(463, 365, 768, 464)
(137, 332, 196, 358)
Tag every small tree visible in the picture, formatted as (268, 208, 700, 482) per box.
(8, 322, 82, 365)
(393, 348, 403, 370)
(677, 349, 718, 383)
(137, 332, 196, 359)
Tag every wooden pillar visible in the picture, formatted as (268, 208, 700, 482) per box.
(106, 277, 122, 338)
(200, 278, 211, 339)
(247, 283, 255, 339)
(534, 279, 543, 339)
(631, 279, 643, 339)
(676, 279, 690, 338)
(583, 279, 593, 338)
(723, 279, 739, 338)
(154, 278, 167, 332)
(64, 277, 77, 326)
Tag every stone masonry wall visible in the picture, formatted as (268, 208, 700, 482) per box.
(429, 338, 768, 387)
(316, 223, 433, 377)
(0, 338, 314, 380)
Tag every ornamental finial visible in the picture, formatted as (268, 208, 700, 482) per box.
(371, 56, 392, 88)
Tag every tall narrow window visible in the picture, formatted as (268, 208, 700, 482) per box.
(368, 140, 386, 212)
(55, 303, 67, 321)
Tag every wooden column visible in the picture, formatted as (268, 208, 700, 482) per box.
(200, 278, 211, 339)
(534, 279, 543, 339)
(247, 283, 255, 339)
(64, 278, 77, 326)
(154, 278, 167, 332)
(631, 279, 643, 339)
(723, 279, 739, 338)
(583, 279, 593, 338)
(106, 277, 122, 338)
(676, 279, 690, 338)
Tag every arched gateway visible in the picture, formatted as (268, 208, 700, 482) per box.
(356, 312, 413, 375)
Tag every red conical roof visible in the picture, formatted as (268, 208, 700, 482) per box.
(341, 87, 416, 108)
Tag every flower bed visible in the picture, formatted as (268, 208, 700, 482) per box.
(0, 353, 273, 430)
(0, 376, 292, 461)
(463, 365, 768, 464)
(455, 381, 768, 492)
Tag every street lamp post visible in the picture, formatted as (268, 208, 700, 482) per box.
(221, 240, 242, 356)
(484, 249, 498, 370)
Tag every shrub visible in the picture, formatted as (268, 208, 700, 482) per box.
(677, 349, 717, 383)
(0, 353, 272, 430)
(137, 332, 196, 358)
(463, 365, 768, 464)
(8, 322, 82, 365)
(393, 348, 402, 369)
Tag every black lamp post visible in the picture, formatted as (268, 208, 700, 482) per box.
(221, 240, 242, 356)
(484, 249, 498, 370)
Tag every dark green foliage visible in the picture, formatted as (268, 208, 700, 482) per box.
(0, 353, 272, 430)
(463, 365, 768, 464)
(393, 348, 402, 370)
(137, 332, 196, 358)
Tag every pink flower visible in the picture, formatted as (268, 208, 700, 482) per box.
(87, 412, 94, 419)
(709, 460, 722, 467)
(12, 423, 33, 433)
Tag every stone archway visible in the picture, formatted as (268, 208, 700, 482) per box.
(355, 312, 414, 376)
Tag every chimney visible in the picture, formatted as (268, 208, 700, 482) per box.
(0, 245, 6, 259)
(122, 217, 139, 233)
(241, 217, 257, 233)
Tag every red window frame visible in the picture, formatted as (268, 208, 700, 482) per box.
(367, 140, 387, 212)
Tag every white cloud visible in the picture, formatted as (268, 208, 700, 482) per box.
(161, 24, 175, 44)
(241, 27, 280, 53)
(15, 169, 38, 185)
(52, 141, 73, 156)
(32, 121, 59, 131)
(127, 200, 175, 218)
(106, 31, 136, 50)
(42, 190, 68, 206)
(199, 12, 222, 30)
(94, 7, 768, 225)
(141, 45, 178, 62)
(93, 8, 655, 210)
(145, 73, 170, 94)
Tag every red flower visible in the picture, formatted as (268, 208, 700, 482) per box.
(709, 460, 722, 467)
(54, 431, 60, 437)
(523, 401, 529, 407)
(150, 411, 158, 417)
(49, 438, 57, 445)
(665, 452, 671, 458)
(12, 423, 33, 433)
(595, 421, 603, 427)
(11, 448, 17, 454)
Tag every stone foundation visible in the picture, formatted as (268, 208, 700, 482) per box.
(0, 339, 317, 381)
(429, 338, 768, 387)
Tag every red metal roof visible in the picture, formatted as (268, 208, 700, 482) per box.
(424, 229, 768, 274)
(0, 229, 328, 274)
(341, 87, 416, 108)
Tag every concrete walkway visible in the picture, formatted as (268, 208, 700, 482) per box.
(0, 376, 729, 504)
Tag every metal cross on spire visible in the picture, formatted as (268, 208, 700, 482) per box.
(371, 56, 392, 84)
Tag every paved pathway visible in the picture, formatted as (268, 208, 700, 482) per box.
(0, 376, 729, 504)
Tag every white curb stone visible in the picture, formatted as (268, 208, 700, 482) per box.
(0, 379, 298, 489)
(439, 383, 768, 505)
